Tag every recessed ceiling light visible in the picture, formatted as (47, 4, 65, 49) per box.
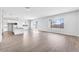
(25, 7, 31, 9)
(24, 7, 31, 11)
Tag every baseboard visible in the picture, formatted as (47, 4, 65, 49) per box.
(60, 33, 79, 37)
(39, 30, 79, 37)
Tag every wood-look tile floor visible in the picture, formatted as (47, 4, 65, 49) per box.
(1, 30, 79, 52)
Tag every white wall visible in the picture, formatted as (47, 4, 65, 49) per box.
(77, 11, 79, 36)
(33, 11, 79, 36)
(0, 9, 2, 42)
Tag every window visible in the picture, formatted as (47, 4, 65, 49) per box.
(49, 18, 64, 28)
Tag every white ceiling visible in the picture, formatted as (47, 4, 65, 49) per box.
(2, 7, 79, 19)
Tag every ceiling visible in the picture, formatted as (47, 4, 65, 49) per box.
(2, 7, 79, 19)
